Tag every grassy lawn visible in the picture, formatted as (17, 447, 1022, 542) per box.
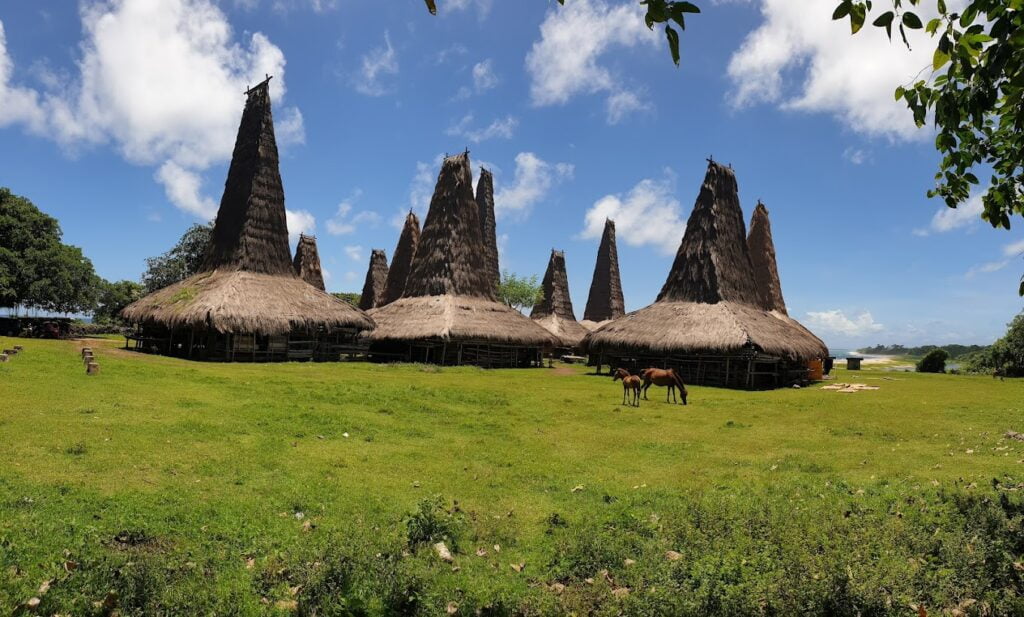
(3, 336, 1024, 615)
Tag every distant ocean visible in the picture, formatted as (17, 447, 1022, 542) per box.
(828, 348, 861, 359)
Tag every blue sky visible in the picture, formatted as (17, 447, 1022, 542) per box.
(0, 0, 1021, 348)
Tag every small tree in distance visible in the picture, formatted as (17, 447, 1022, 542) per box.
(917, 348, 949, 373)
(498, 270, 542, 314)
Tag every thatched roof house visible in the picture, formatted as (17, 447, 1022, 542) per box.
(581, 218, 625, 331)
(293, 234, 326, 291)
(747, 202, 786, 314)
(367, 152, 554, 366)
(531, 250, 589, 349)
(476, 167, 501, 295)
(583, 161, 826, 388)
(381, 211, 420, 306)
(358, 249, 389, 310)
(122, 77, 373, 361)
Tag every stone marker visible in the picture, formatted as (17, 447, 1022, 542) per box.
(3, 349, 14, 356)
(13, 345, 23, 352)
(86, 362, 100, 375)
(0, 353, 8, 363)
(81, 347, 92, 357)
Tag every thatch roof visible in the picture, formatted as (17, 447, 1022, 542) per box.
(579, 319, 612, 332)
(293, 234, 325, 291)
(476, 167, 501, 294)
(583, 218, 625, 323)
(368, 152, 555, 347)
(358, 249, 389, 311)
(123, 77, 373, 335)
(531, 250, 589, 347)
(747, 202, 787, 315)
(584, 161, 826, 362)
(380, 212, 420, 306)
(122, 270, 373, 335)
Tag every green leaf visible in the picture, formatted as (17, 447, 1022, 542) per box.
(926, 18, 942, 34)
(676, 2, 701, 13)
(832, 1, 851, 20)
(902, 12, 923, 29)
(895, 85, 905, 100)
(850, 3, 866, 33)
(933, 47, 950, 71)
(937, 0, 946, 14)
(424, 0, 437, 15)
(665, 24, 681, 66)
(872, 11, 894, 27)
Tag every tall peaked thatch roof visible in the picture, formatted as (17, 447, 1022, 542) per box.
(381, 211, 421, 306)
(582, 218, 625, 330)
(293, 234, 326, 291)
(203, 78, 293, 275)
(531, 250, 589, 347)
(358, 249, 389, 311)
(658, 162, 761, 305)
(403, 153, 496, 300)
(122, 77, 373, 336)
(747, 202, 787, 315)
(367, 152, 554, 348)
(583, 161, 826, 363)
(476, 167, 500, 294)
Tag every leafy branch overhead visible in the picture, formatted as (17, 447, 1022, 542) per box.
(424, 0, 699, 65)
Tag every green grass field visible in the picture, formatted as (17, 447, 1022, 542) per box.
(3, 337, 1024, 615)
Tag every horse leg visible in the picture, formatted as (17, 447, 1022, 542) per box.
(643, 381, 650, 400)
(622, 386, 628, 406)
(634, 387, 640, 407)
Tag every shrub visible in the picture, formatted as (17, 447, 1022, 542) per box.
(916, 348, 949, 373)
(405, 495, 462, 550)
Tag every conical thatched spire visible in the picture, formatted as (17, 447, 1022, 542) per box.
(532, 250, 575, 320)
(358, 249, 389, 310)
(404, 153, 495, 300)
(532, 249, 589, 348)
(583, 219, 625, 323)
(747, 202, 787, 315)
(476, 167, 500, 294)
(203, 77, 292, 275)
(293, 234, 326, 291)
(381, 211, 421, 306)
(657, 161, 761, 305)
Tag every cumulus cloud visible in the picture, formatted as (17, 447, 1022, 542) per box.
(494, 152, 574, 219)
(285, 209, 316, 245)
(526, 0, 656, 122)
(0, 2, 303, 219)
(446, 114, 517, 143)
(966, 238, 1024, 278)
(605, 89, 650, 125)
(580, 171, 686, 255)
(326, 190, 381, 235)
(727, 0, 952, 140)
(472, 59, 498, 91)
(914, 191, 984, 236)
(804, 310, 885, 337)
(343, 245, 364, 262)
(354, 31, 398, 96)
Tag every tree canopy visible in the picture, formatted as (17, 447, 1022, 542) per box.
(498, 271, 543, 313)
(0, 187, 100, 315)
(142, 223, 213, 293)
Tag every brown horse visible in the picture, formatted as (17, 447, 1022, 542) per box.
(640, 368, 688, 405)
(612, 368, 642, 407)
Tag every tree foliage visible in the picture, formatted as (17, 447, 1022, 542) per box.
(0, 187, 100, 315)
(916, 347, 949, 372)
(142, 223, 213, 293)
(95, 279, 145, 324)
(331, 292, 362, 308)
(963, 311, 1024, 376)
(498, 270, 542, 313)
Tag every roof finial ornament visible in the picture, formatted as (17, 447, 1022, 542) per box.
(707, 155, 714, 164)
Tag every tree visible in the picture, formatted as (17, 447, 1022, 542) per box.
(964, 311, 1024, 376)
(95, 279, 145, 324)
(331, 292, 362, 307)
(497, 270, 542, 313)
(916, 348, 949, 373)
(0, 187, 100, 315)
(142, 223, 213, 293)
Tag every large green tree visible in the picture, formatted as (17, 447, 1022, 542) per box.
(498, 271, 543, 313)
(94, 279, 145, 324)
(142, 223, 213, 293)
(0, 187, 100, 315)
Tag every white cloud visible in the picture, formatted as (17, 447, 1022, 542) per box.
(580, 170, 686, 255)
(727, 0, 953, 140)
(605, 89, 650, 124)
(494, 152, 574, 219)
(842, 147, 869, 165)
(285, 209, 315, 245)
(443, 0, 493, 18)
(407, 155, 443, 221)
(435, 44, 468, 65)
(526, 0, 655, 119)
(275, 106, 306, 147)
(0, 2, 301, 219)
(354, 31, 398, 96)
(344, 245, 364, 262)
(446, 114, 517, 143)
(965, 238, 1024, 277)
(915, 191, 984, 236)
(326, 190, 381, 235)
(472, 59, 498, 91)
(805, 309, 885, 337)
